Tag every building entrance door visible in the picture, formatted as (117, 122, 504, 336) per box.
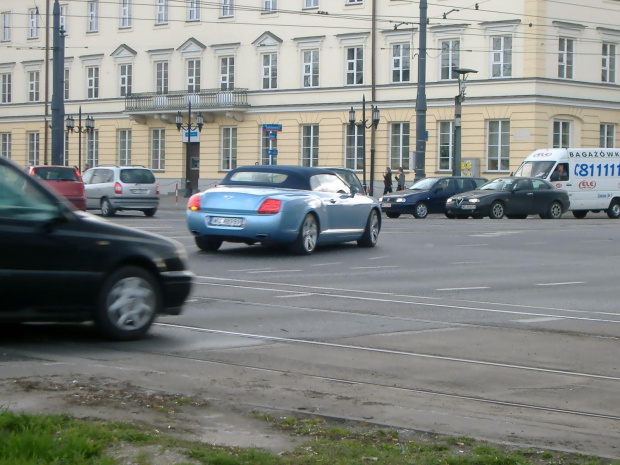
(188, 143, 200, 194)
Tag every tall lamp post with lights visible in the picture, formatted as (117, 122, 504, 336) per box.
(176, 101, 204, 198)
(65, 107, 94, 172)
(349, 95, 380, 195)
(452, 67, 477, 176)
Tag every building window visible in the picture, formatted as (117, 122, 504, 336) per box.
(345, 46, 363, 85)
(64, 68, 70, 100)
(187, 0, 200, 21)
(263, 0, 277, 13)
(119, 64, 132, 97)
(438, 121, 453, 171)
(602, 42, 616, 83)
(391, 43, 410, 83)
(59, 5, 67, 33)
(186, 59, 201, 92)
(440, 39, 460, 80)
(86, 130, 99, 167)
(62, 131, 69, 166)
(491, 36, 512, 78)
(1, 133, 11, 159)
(120, 0, 132, 28)
(28, 8, 38, 39)
(1, 73, 10, 103)
(304, 0, 318, 9)
(302, 49, 319, 88)
(87, 1, 98, 32)
(1, 12, 10, 42)
(220, 56, 234, 90)
(151, 129, 165, 170)
(118, 129, 132, 165)
(86, 66, 99, 99)
(262, 53, 277, 90)
(553, 120, 570, 148)
(155, 61, 168, 94)
(345, 124, 363, 170)
(28, 132, 39, 165)
(221, 0, 234, 17)
(346, 0, 363, 4)
(221, 127, 237, 170)
(390, 123, 410, 170)
(558, 38, 574, 79)
(487, 120, 510, 171)
(301, 125, 319, 167)
(600, 124, 615, 148)
(261, 130, 278, 165)
(156, 0, 168, 24)
(28, 71, 40, 102)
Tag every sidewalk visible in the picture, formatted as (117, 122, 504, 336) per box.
(159, 194, 187, 211)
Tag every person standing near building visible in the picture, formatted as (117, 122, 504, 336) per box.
(395, 167, 405, 191)
(383, 166, 393, 195)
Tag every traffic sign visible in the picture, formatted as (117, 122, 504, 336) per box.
(266, 149, 278, 156)
(262, 124, 282, 132)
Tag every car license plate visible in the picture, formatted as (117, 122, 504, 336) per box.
(209, 216, 245, 227)
(460, 205, 476, 210)
(131, 188, 147, 194)
(381, 203, 391, 208)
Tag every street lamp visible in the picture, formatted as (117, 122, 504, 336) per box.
(349, 95, 380, 194)
(176, 100, 204, 198)
(451, 67, 477, 176)
(65, 106, 94, 172)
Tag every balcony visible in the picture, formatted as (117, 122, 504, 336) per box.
(124, 89, 249, 123)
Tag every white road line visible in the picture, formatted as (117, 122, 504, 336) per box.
(458, 243, 489, 247)
(536, 282, 585, 287)
(351, 265, 399, 270)
(310, 262, 342, 267)
(368, 256, 391, 260)
(275, 293, 314, 299)
(246, 269, 302, 274)
(436, 286, 490, 291)
(230, 268, 274, 272)
(450, 261, 483, 265)
(514, 317, 562, 323)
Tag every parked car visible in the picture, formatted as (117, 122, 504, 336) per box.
(0, 157, 193, 340)
(186, 165, 382, 254)
(379, 176, 488, 219)
(445, 177, 570, 219)
(26, 165, 86, 211)
(82, 165, 159, 217)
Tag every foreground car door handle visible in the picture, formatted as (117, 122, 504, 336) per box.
(329, 199, 337, 204)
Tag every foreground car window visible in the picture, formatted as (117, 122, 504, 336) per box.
(310, 174, 350, 193)
(0, 165, 59, 221)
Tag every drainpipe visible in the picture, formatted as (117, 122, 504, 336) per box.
(369, 0, 377, 196)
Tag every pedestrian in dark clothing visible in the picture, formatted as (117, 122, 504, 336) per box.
(395, 167, 405, 191)
(383, 166, 393, 195)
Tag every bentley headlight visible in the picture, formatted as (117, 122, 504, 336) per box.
(396, 198, 406, 203)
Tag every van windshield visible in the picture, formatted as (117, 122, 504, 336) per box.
(514, 161, 555, 179)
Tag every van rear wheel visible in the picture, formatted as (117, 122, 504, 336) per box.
(607, 199, 620, 219)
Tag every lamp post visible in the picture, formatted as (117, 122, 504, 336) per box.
(349, 95, 380, 195)
(176, 100, 204, 198)
(65, 106, 94, 172)
(451, 67, 477, 176)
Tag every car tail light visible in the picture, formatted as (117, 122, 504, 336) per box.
(257, 199, 281, 215)
(74, 168, 83, 182)
(188, 194, 201, 211)
(114, 182, 122, 194)
(156, 183, 160, 195)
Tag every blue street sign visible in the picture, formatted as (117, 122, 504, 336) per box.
(266, 149, 278, 156)
(267, 131, 277, 140)
(262, 124, 282, 132)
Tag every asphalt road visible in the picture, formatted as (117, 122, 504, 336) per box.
(2, 197, 619, 458)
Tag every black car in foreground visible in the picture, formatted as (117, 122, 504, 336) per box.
(445, 177, 570, 219)
(380, 176, 488, 218)
(0, 157, 193, 340)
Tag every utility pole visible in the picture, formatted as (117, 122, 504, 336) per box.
(51, 0, 65, 165)
(44, 0, 50, 164)
(414, 0, 428, 181)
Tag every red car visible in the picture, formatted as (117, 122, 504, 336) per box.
(27, 165, 86, 211)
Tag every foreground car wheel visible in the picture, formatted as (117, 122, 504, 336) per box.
(547, 201, 563, 219)
(607, 199, 620, 219)
(489, 201, 505, 219)
(195, 236, 223, 252)
(386, 212, 400, 219)
(413, 202, 428, 219)
(101, 198, 116, 217)
(572, 210, 588, 219)
(358, 210, 380, 248)
(290, 214, 318, 255)
(95, 266, 160, 341)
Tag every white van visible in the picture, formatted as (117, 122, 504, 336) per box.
(514, 148, 620, 219)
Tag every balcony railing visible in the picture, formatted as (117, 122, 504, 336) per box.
(125, 89, 249, 112)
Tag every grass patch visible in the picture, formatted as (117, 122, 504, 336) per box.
(1, 409, 619, 465)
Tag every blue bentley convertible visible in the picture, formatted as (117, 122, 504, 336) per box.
(186, 166, 381, 254)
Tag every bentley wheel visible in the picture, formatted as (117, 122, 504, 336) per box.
(290, 214, 318, 255)
(489, 201, 505, 219)
(358, 210, 380, 247)
(413, 202, 428, 219)
(195, 236, 223, 252)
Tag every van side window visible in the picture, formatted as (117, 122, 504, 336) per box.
(550, 163, 569, 181)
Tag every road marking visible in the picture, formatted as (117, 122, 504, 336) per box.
(246, 269, 302, 274)
(230, 268, 274, 272)
(351, 265, 399, 270)
(310, 262, 342, 267)
(275, 293, 314, 299)
(436, 286, 490, 291)
(450, 261, 483, 265)
(514, 317, 562, 323)
(368, 256, 390, 260)
(458, 243, 489, 247)
(536, 282, 585, 287)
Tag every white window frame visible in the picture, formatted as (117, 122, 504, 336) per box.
(187, 0, 200, 21)
(302, 49, 319, 88)
(119, 63, 132, 97)
(86, 130, 99, 167)
(390, 122, 410, 170)
(491, 35, 512, 78)
(120, 0, 132, 28)
(156, 0, 168, 25)
(28, 132, 39, 165)
(155, 61, 169, 94)
(118, 129, 132, 165)
(486, 120, 510, 172)
(151, 129, 165, 170)
(391, 43, 410, 83)
(64, 68, 70, 100)
(345, 124, 363, 171)
(87, 1, 98, 32)
(345, 46, 363, 86)
(261, 53, 277, 90)
(1, 133, 11, 159)
(186, 59, 201, 92)
(346, 0, 363, 4)
(558, 37, 574, 79)
(221, 0, 234, 17)
(1, 72, 10, 103)
(600, 123, 615, 148)
(263, 0, 277, 13)
(301, 125, 319, 167)
(440, 39, 460, 80)
(553, 120, 571, 148)
(86, 66, 99, 99)
(602, 42, 616, 83)
(61, 131, 69, 166)
(221, 127, 237, 170)
(303, 0, 318, 9)
(1, 12, 10, 42)
(28, 70, 40, 102)
(28, 8, 38, 39)
(220, 56, 234, 90)
(59, 5, 67, 33)
(438, 121, 454, 171)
